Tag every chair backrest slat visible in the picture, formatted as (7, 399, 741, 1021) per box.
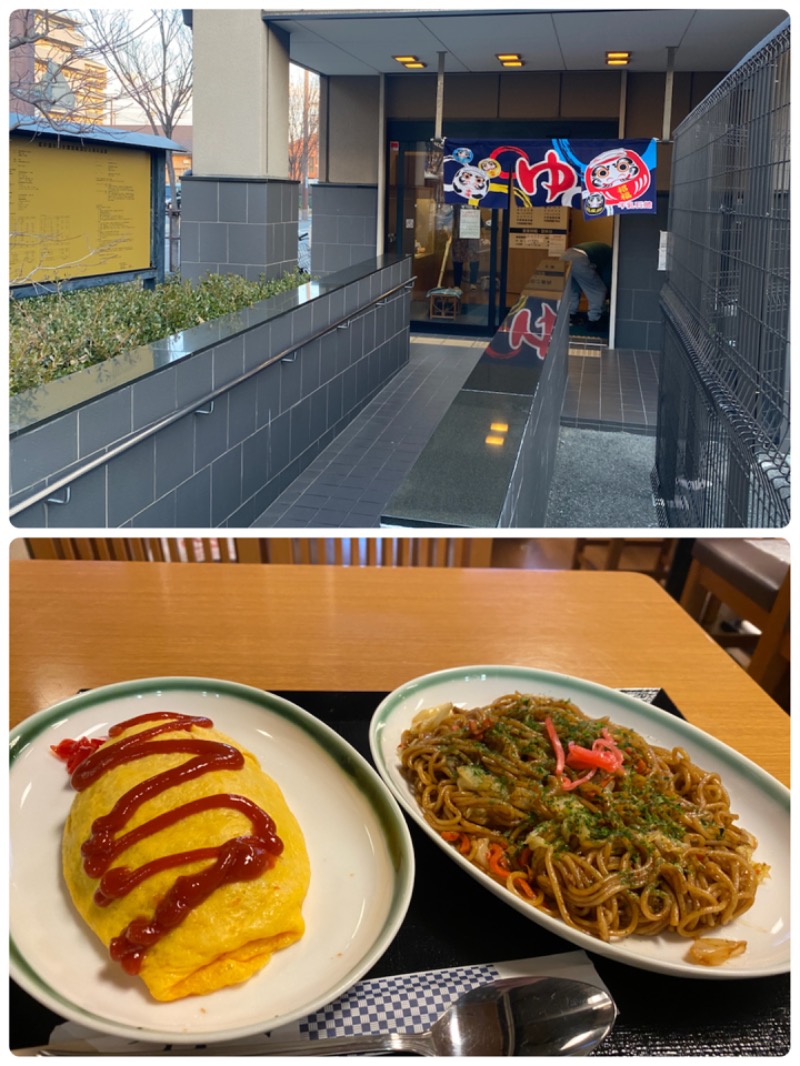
(22, 537, 496, 570)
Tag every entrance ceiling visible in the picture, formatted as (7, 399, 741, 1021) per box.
(263, 6, 788, 76)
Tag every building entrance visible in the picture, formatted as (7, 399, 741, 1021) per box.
(387, 139, 506, 335)
(386, 133, 615, 338)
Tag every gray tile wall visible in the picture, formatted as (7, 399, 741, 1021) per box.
(615, 192, 669, 352)
(10, 259, 412, 528)
(180, 176, 300, 284)
(310, 184, 378, 275)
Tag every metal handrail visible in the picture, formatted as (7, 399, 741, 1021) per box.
(10, 277, 416, 519)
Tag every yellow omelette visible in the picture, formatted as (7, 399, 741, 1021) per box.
(61, 715, 310, 1002)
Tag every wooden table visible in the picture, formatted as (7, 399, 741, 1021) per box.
(9, 560, 789, 786)
(9, 559, 790, 1055)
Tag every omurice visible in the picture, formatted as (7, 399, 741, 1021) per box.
(56, 710, 310, 1002)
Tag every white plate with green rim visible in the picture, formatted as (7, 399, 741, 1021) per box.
(369, 664, 789, 980)
(10, 677, 414, 1044)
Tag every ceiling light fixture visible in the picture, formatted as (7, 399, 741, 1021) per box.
(605, 51, 631, 66)
(497, 53, 524, 67)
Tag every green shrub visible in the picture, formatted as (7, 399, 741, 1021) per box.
(9, 270, 311, 396)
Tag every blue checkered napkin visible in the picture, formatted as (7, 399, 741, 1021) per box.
(298, 963, 501, 1040)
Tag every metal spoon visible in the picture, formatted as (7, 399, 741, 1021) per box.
(281, 975, 618, 1057)
(21, 975, 618, 1056)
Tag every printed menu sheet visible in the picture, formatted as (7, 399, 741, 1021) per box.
(10, 137, 152, 285)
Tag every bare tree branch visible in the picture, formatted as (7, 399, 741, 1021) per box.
(78, 8, 193, 266)
(79, 9, 192, 139)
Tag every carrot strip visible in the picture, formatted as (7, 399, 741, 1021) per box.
(441, 831, 471, 854)
(511, 874, 536, 899)
(487, 842, 509, 876)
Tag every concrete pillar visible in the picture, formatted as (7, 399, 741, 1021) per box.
(182, 9, 298, 284)
(310, 75, 381, 275)
(191, 9, 289, 178)
(327, 77, 380, 183)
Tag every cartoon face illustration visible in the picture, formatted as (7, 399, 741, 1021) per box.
(584, 148, 650, 203)
(583, 191, 607, 216)
(452, 147, 474, 164)
(452, 164, 490, 200)
(479, 157, 502, 177)
(588, 149, 640, 188)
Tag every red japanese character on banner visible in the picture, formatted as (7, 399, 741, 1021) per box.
(505, 302, 558, 360)
(515, 149, 580, 203)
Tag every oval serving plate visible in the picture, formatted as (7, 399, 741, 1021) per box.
(369, 664, 789, 980)
(10, 677, 415, 1044)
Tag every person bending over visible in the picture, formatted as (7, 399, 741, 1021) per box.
(560, 241, 612, 330)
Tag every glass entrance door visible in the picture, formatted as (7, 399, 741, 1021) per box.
(387, 141, 507, 335)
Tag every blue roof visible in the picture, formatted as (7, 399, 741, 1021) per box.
(9, 112, 184, 151)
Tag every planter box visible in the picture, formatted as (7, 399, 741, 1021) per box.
(10, 255, 412, 528)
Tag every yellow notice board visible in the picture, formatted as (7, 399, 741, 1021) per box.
(9, 137, 152, 285)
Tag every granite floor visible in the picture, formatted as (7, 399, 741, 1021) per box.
(562, 347, 660, 434)
(251, 336, 661, 529)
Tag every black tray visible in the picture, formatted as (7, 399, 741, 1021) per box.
(9, 689, 789, 1055)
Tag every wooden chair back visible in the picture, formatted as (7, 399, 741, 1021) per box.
(23, 537, 494, 568)
(572, 538, 677, 583)
(238, 537, 493, 567)
(679, 539, 789, 702)
(24, 538, 238, 563)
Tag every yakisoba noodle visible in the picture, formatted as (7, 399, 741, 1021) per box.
(399, 693, 768, 957)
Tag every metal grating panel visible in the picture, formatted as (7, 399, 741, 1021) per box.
(654, 19, 790, 527)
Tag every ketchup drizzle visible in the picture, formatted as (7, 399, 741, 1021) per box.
(69, 712, 284, 976)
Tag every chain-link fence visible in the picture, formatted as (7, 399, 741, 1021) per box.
(654, 18, 790, 527)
